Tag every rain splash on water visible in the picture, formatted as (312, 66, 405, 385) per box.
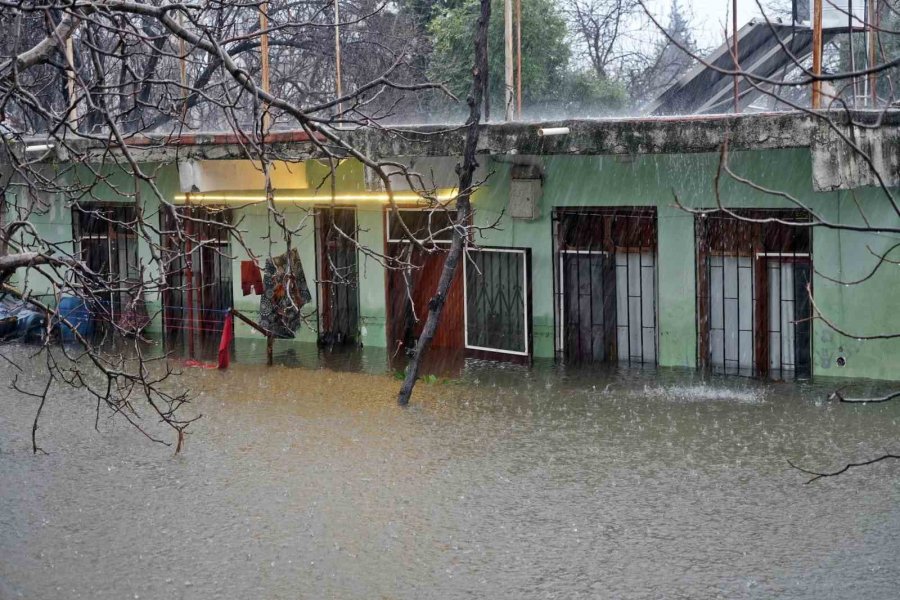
(1, 341, 898, 599)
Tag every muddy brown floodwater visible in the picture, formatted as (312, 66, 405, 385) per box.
(1, 343, 899, 599)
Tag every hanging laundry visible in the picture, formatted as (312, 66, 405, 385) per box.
(217, 312, 233, 369)
(259, 247, 312, 338)
(240, 260, 264, 296)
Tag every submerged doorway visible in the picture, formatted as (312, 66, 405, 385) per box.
(386, 208, 464, 358)
(72, 204, 140, 328)
(696, 210, 812, 379)
(161, 206, 234, 352)
(552, 208, 658, 365)
(315, 207, 360, 347)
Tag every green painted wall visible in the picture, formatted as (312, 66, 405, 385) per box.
(465, 149, 898, 380)
(6, 147, 898, 381)
(810, 191, 900, 381)
(470, 155, 709, 366)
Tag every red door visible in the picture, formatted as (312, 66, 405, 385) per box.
(388, 246, 464, 355)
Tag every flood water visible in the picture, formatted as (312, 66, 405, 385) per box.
(1, 341, 899, 599)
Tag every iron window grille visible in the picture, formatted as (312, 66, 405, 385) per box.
(72, 204, 140, 328)
(696, 210, 812, 379)
(463, 247, 530, 357)
(551, 208, 659, 365)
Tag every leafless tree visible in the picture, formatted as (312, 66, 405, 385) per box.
(562, 0, 641, 80)
(561, 0, 708, 110)
(397, 0, 491, 405)
(623, 0, 701, 107)
(0, 0, 492, 452)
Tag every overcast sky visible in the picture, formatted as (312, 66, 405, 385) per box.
(645, 0, 784, 47)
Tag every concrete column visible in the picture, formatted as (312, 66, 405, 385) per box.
(656, 204, 697, 368)
(355, 207, 387, 348)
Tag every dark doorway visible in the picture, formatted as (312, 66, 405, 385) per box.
(552, 208, 658, 365)
(161, 206, 233, 350)
(696, 210, 812, 379)
(316, 207, 360, 347)
(72, 204, 140, 329)
(560, 250, 613, 363)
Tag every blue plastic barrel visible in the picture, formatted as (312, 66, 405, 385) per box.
(58, 296, 93, 342)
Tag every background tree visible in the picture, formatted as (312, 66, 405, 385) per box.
(624, 0, 699, 107)
(425, 0, 633, 116)
(429, 0, 569, 115)
(563, 0, 638, 79)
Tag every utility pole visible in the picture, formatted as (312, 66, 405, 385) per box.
(178, 12, 189, 124)
(260, 2, 271, 130)
(849, 0, 857, 107)
(732, 0, 739, 113)
(868, 0, 878, 107)
(515, 0, 522, 119)
(504, 0, 514, 121)
(334, 0, 344, 117)
(811, 0, 823, 108)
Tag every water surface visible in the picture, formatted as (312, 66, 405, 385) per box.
(1, 343, 899, 599)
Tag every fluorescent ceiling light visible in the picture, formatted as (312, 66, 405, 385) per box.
(24, 144, 54, 153)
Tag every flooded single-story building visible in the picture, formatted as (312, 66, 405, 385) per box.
(5, 110, 900, 381)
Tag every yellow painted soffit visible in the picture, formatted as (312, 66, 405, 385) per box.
(173, 189, 460, 205)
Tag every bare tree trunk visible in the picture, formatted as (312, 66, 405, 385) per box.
(397, 0, 491, 406)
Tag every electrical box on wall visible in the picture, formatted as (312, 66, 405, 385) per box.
(508, 164, 542, 220)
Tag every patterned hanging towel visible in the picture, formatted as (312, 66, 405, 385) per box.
(259, 247, 312, 338)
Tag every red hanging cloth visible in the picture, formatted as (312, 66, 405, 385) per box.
(240, 260, 264, 296)
(217, 312, 234, 369)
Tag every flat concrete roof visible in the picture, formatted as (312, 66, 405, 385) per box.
(7, 110, 900, 165)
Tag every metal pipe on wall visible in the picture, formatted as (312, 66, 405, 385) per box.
(537, 127, 570, 137)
